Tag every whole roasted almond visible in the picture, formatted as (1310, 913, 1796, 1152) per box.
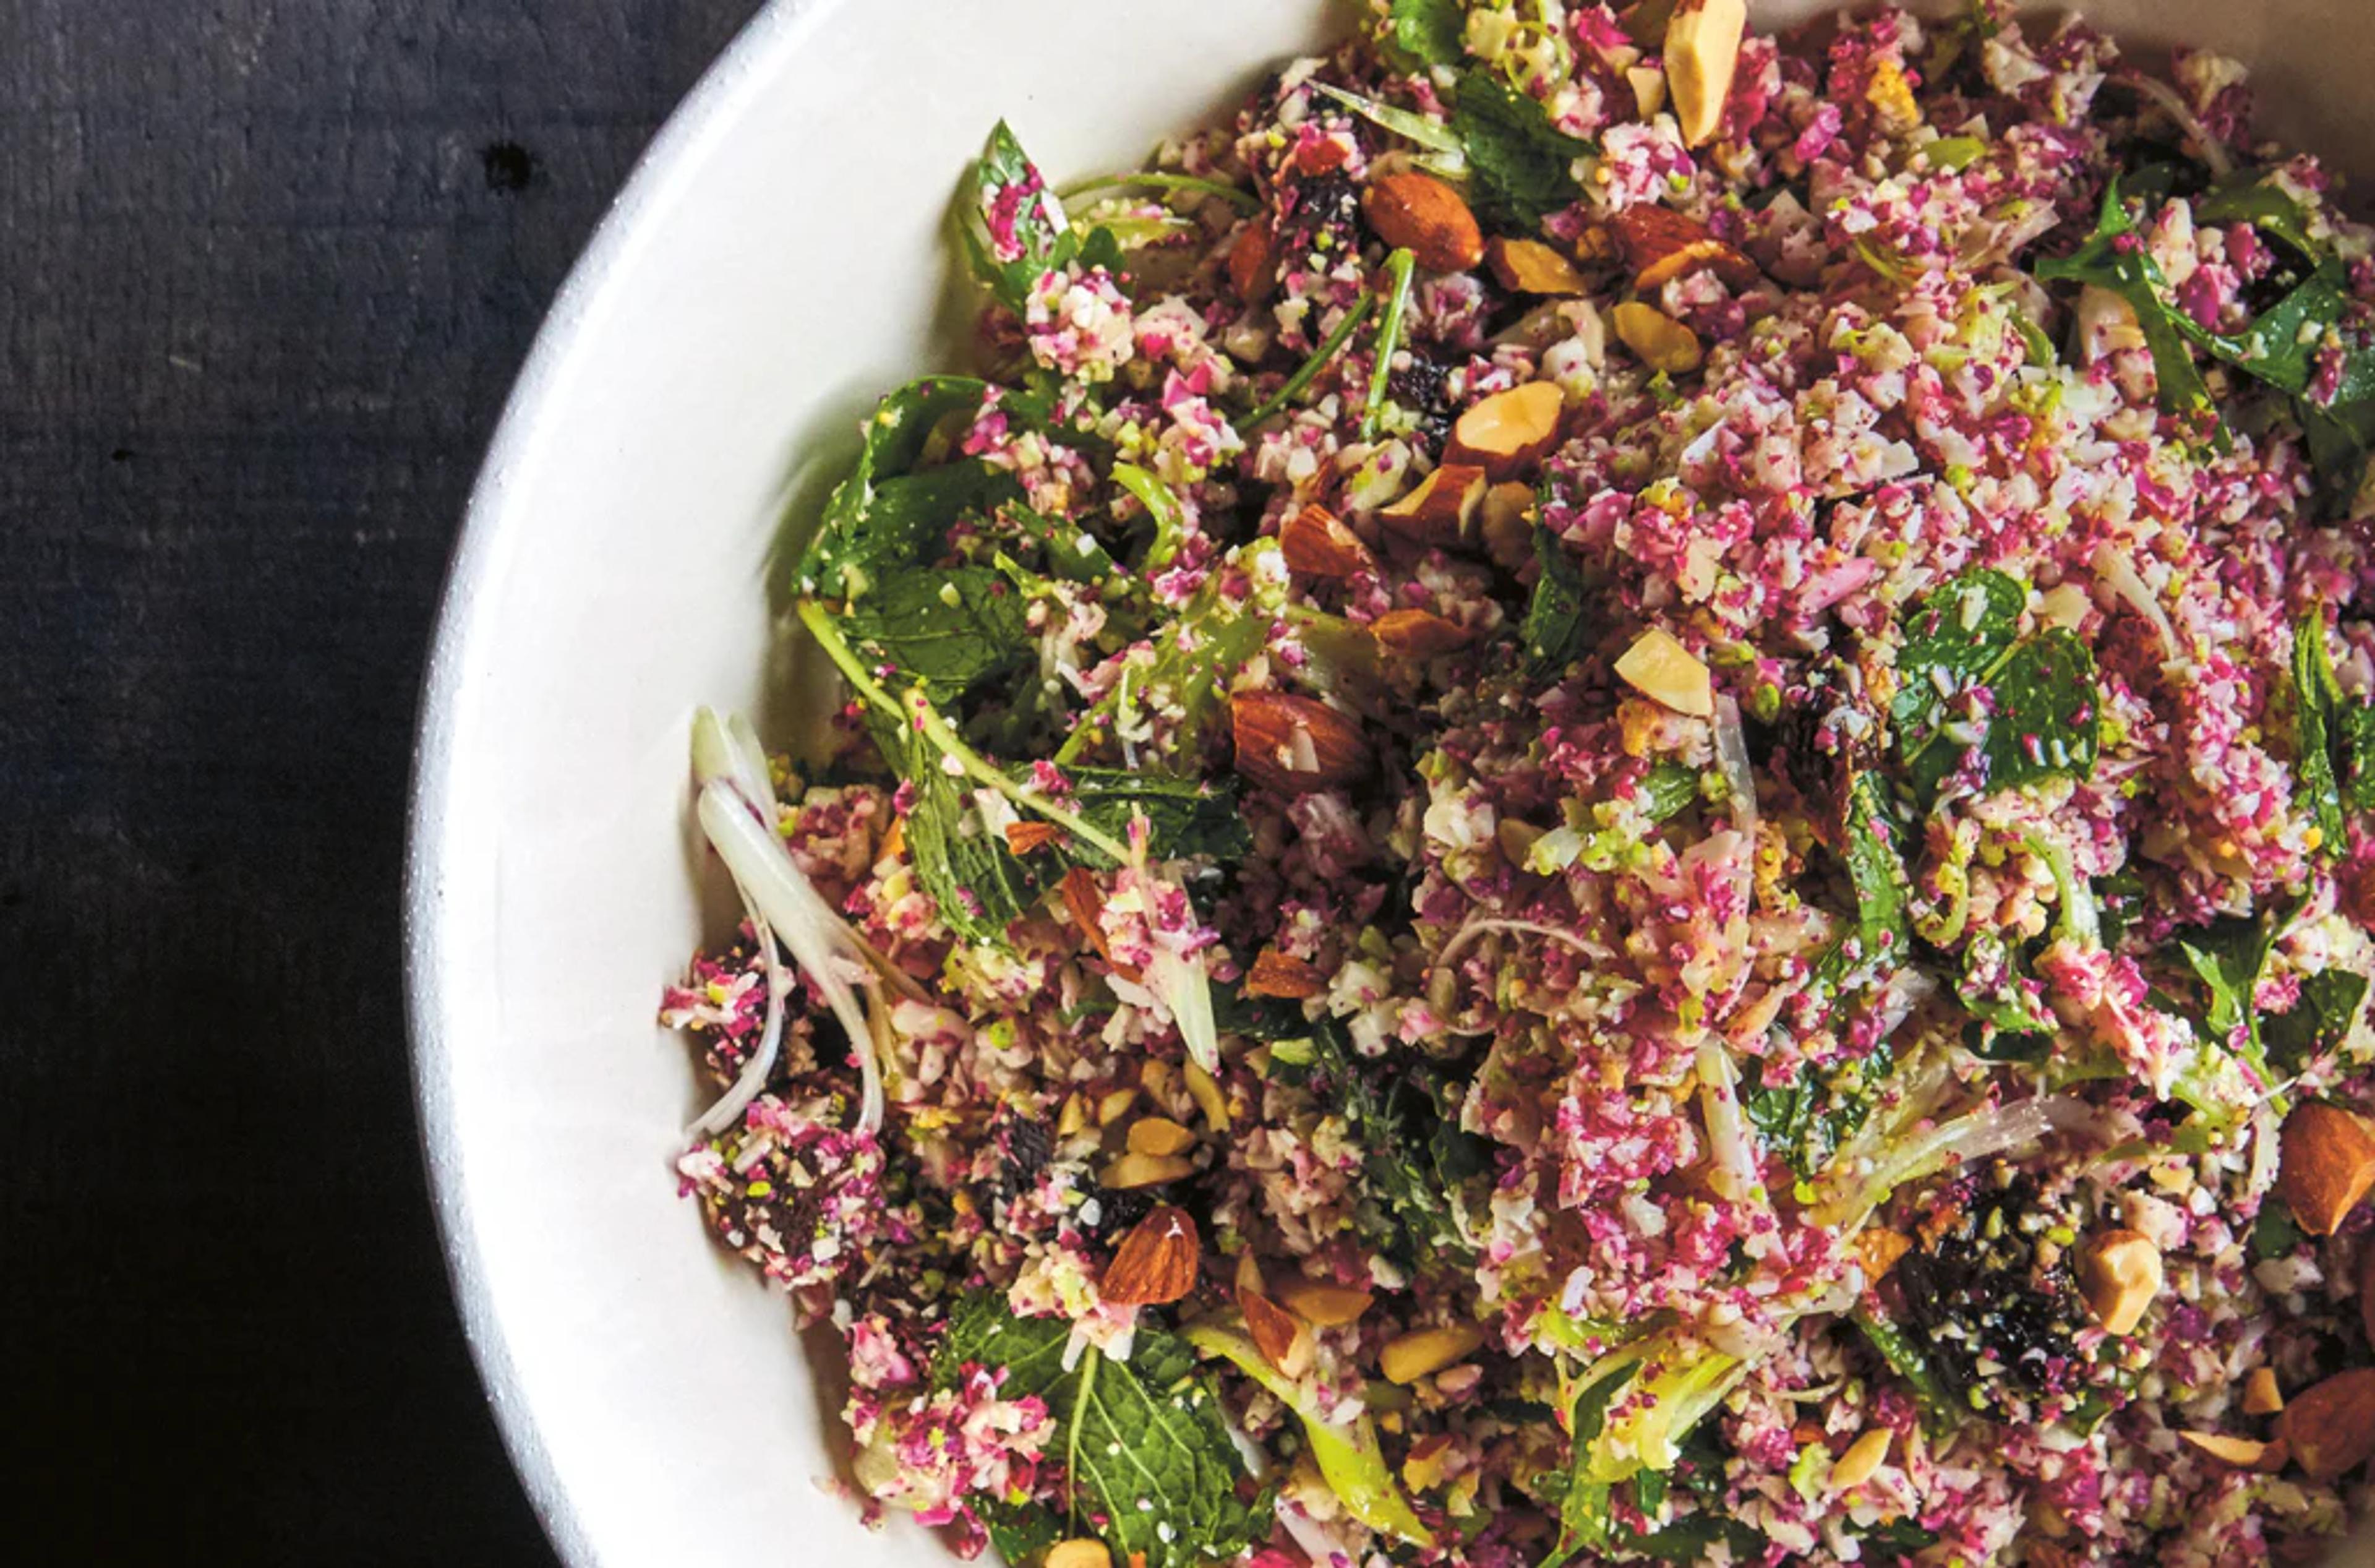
(1238, 1284, 1316, 1377)
(1280, 502, 1377, 579)
(1373, 608, 1476, 659)
(1102, 1204, 1200, 1306)
(2275, 1101, 2375, 1235)
(1229, 220, 1278, 304)
(1486, 236, 1589, 297)
(1246, 946, 1325, 1000)
(1230, 690, 1372, 794)
(1005, 820, 1064, 855)
(1608, 205, 1760, 291)
(1379, 461, 1489, 545)
(1664, 0, 1747, 148)
(1444, 382, 1565, 479)
(2275, 1368, 2375, 1481)
(1364, 172, 1486, 274)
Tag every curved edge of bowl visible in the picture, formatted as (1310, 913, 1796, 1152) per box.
(403, 4, 836, 1561)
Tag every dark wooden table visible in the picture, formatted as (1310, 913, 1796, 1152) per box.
(2, 2, 764, 1558)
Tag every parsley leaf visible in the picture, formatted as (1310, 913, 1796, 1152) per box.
(1450, 71, 1592, 230)
(932, 1295, 1267, 1568)
(1523, 521, 1592, 678)
(1387, 0, 1466, 69)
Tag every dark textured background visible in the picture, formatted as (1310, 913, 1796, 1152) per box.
(2, 1, 764, 1559)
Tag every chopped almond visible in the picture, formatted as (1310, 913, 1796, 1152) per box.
(1444, 382, 1565, 479)
(1486, 237, 1589, 297)
(1614, 628, 1714, 716)
(1379, 462, 1489, 546)
(1239, 1285, 1315, 1377)
(1046, 1541, 1111, 1568)
(1126, 1116, 1197, 1157)
(1229, 690, 1371, 794)
(1479, 479, 1538, 569)
(1100, 1150, 1196, 1190)
(1060, 867, 1142, 982)
(1608, 205, 1760, 292)
(2076, 1229, 2162, 1337)
(1228, 221, 1277, 304)
(2275, 1368, 2375, 1480)
(1626, 63, 1667, 119)
(1853, 1228, 1912, 1283)
(2275, 1102, 2375, 1234)
(1829, 1428, 1891, 1491)
(1004, 820, 1064, 854)
(2243, 1368, 2285, 1417)
(1381, 1323, 1486, 1384)
(1609, 301, 1703, 374)
(1280, 502, 1376, 578)
(1183, 1059, 1231, 1133)
(1372, 608, 1475, 659)
(1275, 1278, 1375, 1327)
(2178, 1431, 2284, 1472)
(1246, 946, 1326, 1000)
(1664, 0, 1747, 147)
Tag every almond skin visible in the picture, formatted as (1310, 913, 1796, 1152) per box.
(1607, 205, 1760, 292)
(1059, 866, 1142, 982)
(2275, 1368, 2375, 1481)
(1373, 608, 1476, 659)
(1102, 1204, 1200, 1306)
(1229, 691, 1371, 794)
(1280, 502, 1377, 578)
(2275, 1101, 2375, 1235)
(1228, 221, 1277, 304)
(1379, 462, 1489, 546)
(1238, 1285, 1316, 1377)
(1246, 946, 1326, 1000)
(1365, 172, 1486, 273)
(1444, 382, 1565, 479)
(1486, 236, 1590, 296)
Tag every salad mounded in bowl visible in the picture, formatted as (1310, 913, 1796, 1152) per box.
(660, 1, 2375, 1563)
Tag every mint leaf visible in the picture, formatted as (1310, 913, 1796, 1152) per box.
(1523, 522, 1592, 678)
(2037, 177, 2216, 424)
(2264, 967, 2369, 1074)
(1892, 569, 2026, 743)
(1451, 71, 1591, 230)
(1059, 768, 1251, 865)
(1810, 769, 1912, 994)
(1638, 760, 1700, 822)
(1958, 930, 2055, 1035)
(1388, 0, 1466, 69)
(839, 567, 1033, 705)
(1850, 1308, 1959, 1434)
(1982, 628, 2100, 790)
(798, 377, 1024, 598)
(2291, 611, 2348, 849)
(2196, 171, 2324, 260)
(962, 122, 1082, 315)
(932, 1295, 1267, 1568)
(2177, 912, 2278, 1071)
(891, 721, 1046, 945)
(2345, 699, 2375, 810)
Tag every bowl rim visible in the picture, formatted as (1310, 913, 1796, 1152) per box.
(403, 2, 828, 1561)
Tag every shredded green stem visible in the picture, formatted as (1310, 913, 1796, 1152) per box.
(1243, 294, 1376, 429)
(1361, 249, 1418, 443)
(797, 599, 1139, 866)
(1056, 169, 1262, 214)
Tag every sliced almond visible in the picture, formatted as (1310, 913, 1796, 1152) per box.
(1229, 690, 1372, 794)
(1445, 382, 1565, 479)
(1060, 867, 1143, 983)
(2243, 1367, 2285, 1417)
(1364, 172, 1486, 273)
(1626, 64, 1667, 119)
(1372, 608, 1476, 659)
(1829, 1428, 1891, 1491)
(1379, 461, 1489, 546)
(1046, 1541, 1111, 1568)
(1140, 1057, 1173, 1099)
(1276, 1279, 1375, 1327)
(1486, 236, 1589, 297)
(1381, 1323, 1486, 1384)
(1614, 627, 1713, 717)
(1280, 502, 1377, 578)
(1608, 205, 1760, 292)
(1229, 221, 1277, 304)
(2276, 1368, 2375, 1480)
(1239, 1285, 1316, 1378)
(1100, 1150, 1195, 1189)
(1664, 0, 1747, 148)
(2275, 1102, 2375, 1235)
(1004, 820, 1064, 855)
(2178, 1430, 2277, 1470)
(1609, 301, 1703, 375)
(1128, 1115, 1197, 1157)
(1480, 479, 1537, 569)
(1183, 1059, 1231, 1132)
(1233, 1249, 1265, 1297)
(1097, 1085, 1141, 1126)
(1401, 1431, 1457, 1491)
(1246, 946, 1326, 1000)
(2076, 1229, 2162, 1337)
(1101, 1204, 1200, 1305)
(1057, 1092, 1089, 1137)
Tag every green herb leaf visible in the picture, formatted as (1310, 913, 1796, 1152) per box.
(1850, 1308, 1958, 1434)
(2264, 967, 2370, 1075)
(1638, 760, 1701, 823)
(2195, 172, 2324, 265)
(961, 122, 1109, 315)
(2252, 1203, 2306, 1259)
(1957, 930, 2055, 1035)
(1058, 768, 1251, 866)
(933, 1295, 1267, 1568)
(839, 566, 1033, 706)
(1892, 569, 2026, 739)
(1523, 522, 1592, 678)
(1451, 71, 1592, 231)
(2036, 177, 2217, 425)
(1388, 0, 1467, 69)
(886, 715, 1047, 944)
(1983, 628, 2101, 790)
(1809, 769, 1912, 994)
(2292, 611, 2349, 849)
(798, 377, 1025, 598)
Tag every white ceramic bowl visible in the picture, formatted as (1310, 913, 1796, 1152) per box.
(409, 3, 2375, 1563)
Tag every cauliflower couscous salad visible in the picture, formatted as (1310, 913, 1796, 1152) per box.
(659, 2, 2375, 1563)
